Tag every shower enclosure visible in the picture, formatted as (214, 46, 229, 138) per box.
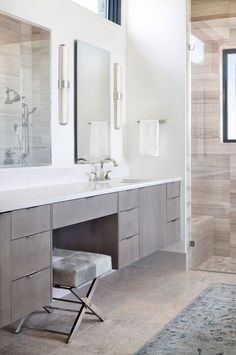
(0, 12, 51, 167)
(189, 0, 236, 273)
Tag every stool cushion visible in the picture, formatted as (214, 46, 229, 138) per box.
(53, 248, 112, 288)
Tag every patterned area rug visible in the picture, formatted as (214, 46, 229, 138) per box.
(136, 283, 236, 355)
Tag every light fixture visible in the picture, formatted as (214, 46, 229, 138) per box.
(113, 63, 122, 129)
(58, 44, 70, 125)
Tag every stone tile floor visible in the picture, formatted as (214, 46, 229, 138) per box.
(1, 252, 236, 355)
(198, 255, 236, 274)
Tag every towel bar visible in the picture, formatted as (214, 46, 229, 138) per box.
(137, 120, 167, 124)
(88, 122, 111, 125)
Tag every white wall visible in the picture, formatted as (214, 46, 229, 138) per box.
(126, 0, 187, 250)
(0, 0, 127, 190)
(126, 0, 186, 180)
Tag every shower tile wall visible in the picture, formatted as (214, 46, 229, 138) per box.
(31, 37, 50, 165)
(0, 13, 50, 167)
(0, 15, 21, 162)
(191, 0, 236, 262)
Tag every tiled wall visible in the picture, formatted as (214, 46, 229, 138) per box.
(191, 0, 236, 257)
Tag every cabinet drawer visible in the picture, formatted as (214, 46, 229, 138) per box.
(167, 197, 180, 222)
(119, 208, 139, 240)
(118, 189, 139, 211)
(11, 205, 51, 240)
(11, 231, 51, 281)
(12, 268, 51, 322)
(53, 193, 118, 229)
(0, 213, 11, 328)
(119, 234, 139, 269)
(166, 219, 180, 244)
(167, 182, 180, 199)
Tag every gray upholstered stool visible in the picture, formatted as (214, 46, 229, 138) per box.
(45, 248, 112, 343)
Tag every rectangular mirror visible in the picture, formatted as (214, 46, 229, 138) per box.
(0, 12, 51, 167)
(74, 40, 111, 164)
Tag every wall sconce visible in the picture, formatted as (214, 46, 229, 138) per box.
(58, 44, 70, 125)
(114, 63, 122, 129)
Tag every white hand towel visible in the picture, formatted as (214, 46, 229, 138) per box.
(139, 120, 160, 156)
(90, 121, 109, 157)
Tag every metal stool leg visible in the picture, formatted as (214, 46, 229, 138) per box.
(71, 288, 104, 322)
(43, 306, 51, 314)
(14, 317, 28, 334)
(66, 278, 99, 343)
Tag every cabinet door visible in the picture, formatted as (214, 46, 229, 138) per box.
(139, 185, 166, 258)
(0, 213, 11, 327)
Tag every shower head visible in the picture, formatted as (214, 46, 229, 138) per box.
(27, 107, 37, 116)
(4, 87, 21, 104)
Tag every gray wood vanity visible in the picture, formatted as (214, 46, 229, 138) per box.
(0, 179, 181, 328)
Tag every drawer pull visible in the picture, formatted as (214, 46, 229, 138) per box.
(126, 234, 137, 240)
(169, 218, 179, 223)
(27, 271, 40, 279)
(26, 234, 37, 239)
(123, 207, 138, 213)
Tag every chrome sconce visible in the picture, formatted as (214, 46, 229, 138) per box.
(114, 63, 122, 129)
(58, 44, 70, 125)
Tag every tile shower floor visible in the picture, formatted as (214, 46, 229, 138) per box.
(1, 251, 236, 355)
(197, 255, 236, 274)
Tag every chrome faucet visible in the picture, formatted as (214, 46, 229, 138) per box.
(90, 158, 118, 181)
(100, 157, 118, 169)
(99, 158, 118, 180)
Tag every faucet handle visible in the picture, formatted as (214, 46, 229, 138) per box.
(104, 170, 112, 180)
(90, 171, 98, 181)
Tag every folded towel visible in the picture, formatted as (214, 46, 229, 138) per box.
(139, 120, 159, 156)
(90, 121, 109, 157)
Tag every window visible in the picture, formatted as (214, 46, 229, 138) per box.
(223, 49, 236, 142)
(71, 0, 121, 25)
(71, 0, 108, 18)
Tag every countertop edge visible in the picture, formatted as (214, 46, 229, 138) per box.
(0, 177, 182, 213)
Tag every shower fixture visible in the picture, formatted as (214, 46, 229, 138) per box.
(4, 87, 21, 104)
(4, 87, 37, 166)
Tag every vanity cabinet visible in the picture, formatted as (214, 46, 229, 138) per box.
(0, 207, 52, 327)
(166, 182, 181, 245)
(118, 189, 140, 268)
(139, 185, 167, 258)
(11, 231, 51, 281)
(0, 179, 181, 328)
(12, 268, 51, 322)
(53, 193, 118, 229)
(0, 213, 11, 327)
(11, 205, 51, 240)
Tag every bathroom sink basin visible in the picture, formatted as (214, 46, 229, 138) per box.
(118, 178, 147, 184)
(90, 179, 147, 187)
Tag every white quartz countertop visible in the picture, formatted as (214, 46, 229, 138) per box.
(0, 177, 182, 213)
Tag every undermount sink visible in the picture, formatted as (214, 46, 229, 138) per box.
(91, 178, 147, 185)
(118, 178, 147, 184)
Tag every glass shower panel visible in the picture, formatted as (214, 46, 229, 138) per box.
(189, 1, 236, 273)
(0, 13, 51, 167)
